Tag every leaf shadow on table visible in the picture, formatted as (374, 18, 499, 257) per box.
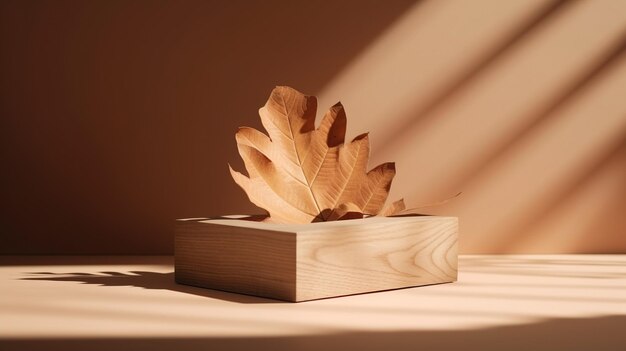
(20, 271, 283, 304)
(1, 315, 625, 351)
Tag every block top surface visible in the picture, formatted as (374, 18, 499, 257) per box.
(177, 215, 457, 233)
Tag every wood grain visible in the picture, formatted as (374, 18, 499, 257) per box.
(175, 218, 297, 301)
(175, 215, 458, 302)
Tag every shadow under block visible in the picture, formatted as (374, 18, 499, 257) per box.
(175, 216, 458, 302)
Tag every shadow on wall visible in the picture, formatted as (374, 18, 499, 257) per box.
(1, 315, 625, 351)
(2, 0, 626, 254)
(316, 0, 626, 253)
(0, 0, 417, 254)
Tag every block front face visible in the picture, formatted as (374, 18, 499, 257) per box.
(175, 216, 458, 302)
(175, 220, 297, 301)
(295, 216, 458, 301)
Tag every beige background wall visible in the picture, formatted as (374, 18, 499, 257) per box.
(1, 0, 625, 254)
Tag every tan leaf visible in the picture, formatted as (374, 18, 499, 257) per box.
(395, 192, 463, 215)
(380, 198, 406, 217)
(317, 202, 364, 222)
(230, 86, 397, 223)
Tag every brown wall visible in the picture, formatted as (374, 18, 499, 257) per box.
(1, 0, 625, 254)
(0, 0, 414, 254)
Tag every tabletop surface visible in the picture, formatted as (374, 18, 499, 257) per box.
(1, 255, 625, 351)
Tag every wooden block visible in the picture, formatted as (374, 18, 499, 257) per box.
(175, 215, 458, 302)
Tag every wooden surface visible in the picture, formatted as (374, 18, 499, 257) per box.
(175, 216, 457, 301)
(2, 255, 626, 351)
(175, 218, 297, 301)
(2, 255, 625, 350)
(295, 216, 457, 301)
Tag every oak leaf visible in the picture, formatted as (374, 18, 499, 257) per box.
(229, 86, 403, 223)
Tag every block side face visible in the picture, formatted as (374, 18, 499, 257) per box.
(296, 217, 458, 301)
(448, 217, 459, 282)
(175, 221, 297, 301)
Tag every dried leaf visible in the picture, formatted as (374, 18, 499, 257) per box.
(319, 202, 364, 222)
(380, 198, 406, 217)
(230, 86, 399, 223)
(396, 192, 463, 215)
